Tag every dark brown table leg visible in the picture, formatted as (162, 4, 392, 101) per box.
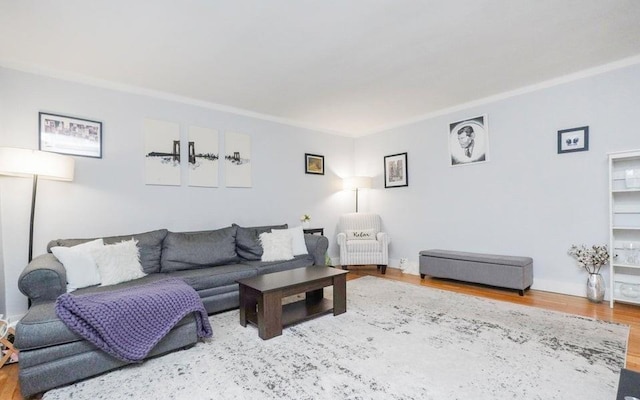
(239, 284, 248, 327)
(258, 290, 283, 340)
(333, 274, 346, 315)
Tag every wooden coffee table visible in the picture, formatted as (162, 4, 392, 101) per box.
(237, 266, 348, 340)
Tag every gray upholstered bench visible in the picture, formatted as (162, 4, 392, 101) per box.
(419, 249, 533, 296)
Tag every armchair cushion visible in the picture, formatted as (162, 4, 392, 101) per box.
(346, 239, 381, 252)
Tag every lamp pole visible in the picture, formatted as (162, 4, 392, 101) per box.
(28, 174, 39, 262)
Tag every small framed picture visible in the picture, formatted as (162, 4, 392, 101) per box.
(384, 152, 408, 188)
(39, 112, 102, 158)
(557, 126, 589, 154)
(449, 115, 489, 166)
(305, 153, 324, 175)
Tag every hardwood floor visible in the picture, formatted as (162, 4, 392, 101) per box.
(2, 266, 639, 399)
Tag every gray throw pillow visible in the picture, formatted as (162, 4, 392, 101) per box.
(47, 229, 168, 274)
(160, 226, 239, 272)
(233, 223, 288, 260)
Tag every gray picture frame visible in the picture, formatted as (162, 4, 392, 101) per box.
(39, 112, 102, 158)
(557, 126, 589, 154)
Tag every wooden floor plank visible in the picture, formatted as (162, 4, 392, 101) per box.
(2, 266, 639, 399)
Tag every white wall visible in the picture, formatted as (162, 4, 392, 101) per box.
(0, 67, 356, 319)
(354, 63, 640, 297)
(3, 62, 639, 319)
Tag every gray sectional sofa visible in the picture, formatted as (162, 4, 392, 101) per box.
(15, 224, 328, 397)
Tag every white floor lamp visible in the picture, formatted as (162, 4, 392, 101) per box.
(343, 176, 372, 213)
(0, 147, 74, 262)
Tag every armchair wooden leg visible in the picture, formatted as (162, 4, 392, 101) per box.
(341, 265, 348, 270)
(379, 265, 387, 274)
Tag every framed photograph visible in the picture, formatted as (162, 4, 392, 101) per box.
(305, 153, 324, 175)
(557, 126, 589, 154)
(39, 112, 102, 158)
(384, 152, 408, 188)
(449, 115, 488, 166)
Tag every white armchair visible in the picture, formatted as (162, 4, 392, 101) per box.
(337, 213, 389, 274)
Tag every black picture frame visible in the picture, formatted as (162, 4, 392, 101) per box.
(39, 112, 102, 158)
(384, 152, 408, 188)
(305, 153, 324, 175)
(557, 126, 589, 154)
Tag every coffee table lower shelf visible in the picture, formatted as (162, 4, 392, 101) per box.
(244, 296, 334, 328)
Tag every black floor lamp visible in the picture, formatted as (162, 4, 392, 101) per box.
(0, 147, 75, 262)
(343, 176, 372, 212)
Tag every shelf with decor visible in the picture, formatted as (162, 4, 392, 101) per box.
(609, 149, 640, 308)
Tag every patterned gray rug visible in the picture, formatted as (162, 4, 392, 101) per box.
(44, 276, 628, 400)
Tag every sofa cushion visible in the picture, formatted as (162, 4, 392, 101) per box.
(166, 264, 258, 291)
(259, 231, 294, 262)
(233, 223, 288, 260)
(241, 254, 315, 275)
(47, 229, 168, 274)
(92, 239, 146, 286)
(50, 239, 104, 292)
(161, 226, 239, 272)
(272, 225, 308, 255)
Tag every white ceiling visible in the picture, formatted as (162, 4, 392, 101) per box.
(1, 1, 640, 137)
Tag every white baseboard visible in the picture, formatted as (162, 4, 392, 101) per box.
(531, 278, 595, 300)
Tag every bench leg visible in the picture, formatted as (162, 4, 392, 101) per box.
(519, 289, 524, 296)
(420, 274, 425, 279)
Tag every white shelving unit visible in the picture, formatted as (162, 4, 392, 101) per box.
(609, 149, 640, 308)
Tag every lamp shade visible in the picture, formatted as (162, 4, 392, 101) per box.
(0, 147, 74, 181)
(343, 176, 372, 190)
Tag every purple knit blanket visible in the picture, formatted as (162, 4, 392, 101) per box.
(55, 277, 212, 363)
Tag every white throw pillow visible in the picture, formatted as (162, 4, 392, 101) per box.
(91, 239, 146, 286)
(346, 229, 376, 240)
(259, 231, 294, 262)
(51, 239, 104, 292)
(272, 225, 308, 256)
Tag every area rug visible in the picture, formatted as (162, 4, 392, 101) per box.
(43, 276, 628, 400)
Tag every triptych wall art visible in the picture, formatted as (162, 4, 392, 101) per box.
(144, 119, 181, 186)
(144, 118, 250, 188)
(188, 126, 219, 188)
(225, 132, 252, 188)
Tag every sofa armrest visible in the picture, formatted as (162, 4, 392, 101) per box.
(18, 253, 66, 304)
(304, 234, 329, 266)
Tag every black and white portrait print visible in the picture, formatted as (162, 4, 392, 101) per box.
(449, 115, 489, 166)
